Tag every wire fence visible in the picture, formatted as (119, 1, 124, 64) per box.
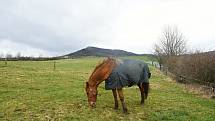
(151, 62, 215, 97)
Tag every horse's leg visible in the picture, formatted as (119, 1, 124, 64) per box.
(112, 89, 118, 109)
(142, 82, 149, 99)
(117, 88, 128, 113)
(138, 83, 145, 105)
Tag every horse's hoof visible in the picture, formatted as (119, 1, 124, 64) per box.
(123, 110, 129, 115)
(123, 109, 128, 114)
(140, 100, 144, 105)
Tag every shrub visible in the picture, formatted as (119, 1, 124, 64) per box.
(165, 52, 215, 83)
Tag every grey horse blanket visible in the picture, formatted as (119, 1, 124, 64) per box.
(105, 59, 151, 90)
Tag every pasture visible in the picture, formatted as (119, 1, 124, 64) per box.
(0, 57, 215, 121)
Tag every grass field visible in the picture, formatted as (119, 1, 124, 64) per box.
(0, 57, 215, 121)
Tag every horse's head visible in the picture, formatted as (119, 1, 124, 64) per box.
(85, 58, 116, 108)
(85, 82, 98, 107)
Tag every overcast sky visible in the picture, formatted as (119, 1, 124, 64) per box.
(0, 0, 215, 57)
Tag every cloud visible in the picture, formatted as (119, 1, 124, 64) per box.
(0, 0, 118, 56)
(0, 0, 215, 56)
(0, 39, 54, 57)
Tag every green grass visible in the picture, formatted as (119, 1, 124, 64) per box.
(120, 55, 154, 62)
(0, 56, 215, 121)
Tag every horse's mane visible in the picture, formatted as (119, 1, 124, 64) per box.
(91, 58, 114, 75)
(89, 57, 116, 81)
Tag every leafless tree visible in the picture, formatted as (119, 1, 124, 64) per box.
(6, 53, 12, 59)
(154, 44, 165, 70)
(158, 26, 187, 56)
(16, 52, 21, 58)
(0, 53, 4, 58)
(154, 26, 187, 68)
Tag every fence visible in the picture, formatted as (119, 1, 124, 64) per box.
(0, 59, 57, 70)
(152, 63, 215, 97)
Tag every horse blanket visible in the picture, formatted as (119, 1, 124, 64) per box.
(105, 59, 151, 90)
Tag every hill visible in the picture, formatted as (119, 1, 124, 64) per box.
(205, 50, 215, 55)
(63, 46, 138, 57)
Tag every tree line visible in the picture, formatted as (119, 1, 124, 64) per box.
(0, 52, 61, 61)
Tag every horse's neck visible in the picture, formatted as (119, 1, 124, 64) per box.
(88, 59, 116, 87)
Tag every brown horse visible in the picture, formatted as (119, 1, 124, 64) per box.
(85, 58, 150, 113)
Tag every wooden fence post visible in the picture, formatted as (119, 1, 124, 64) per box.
(5, 58, 7, 66)
(165, 67, 168, 75)
(54, 61, 56, 70)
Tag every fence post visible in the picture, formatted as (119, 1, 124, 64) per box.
(54, 61, 56, 70)
(165, 67, 168, 75)
(5, 58, 7, 66)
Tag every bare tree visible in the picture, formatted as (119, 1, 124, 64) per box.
(16, 52, 21, 58)
(154, 26, 187, 68)
(154, 44, 165, 70)
(158, 26, 187, 56)
(6, 53, 13, 59)
(0, 53, 4, 58)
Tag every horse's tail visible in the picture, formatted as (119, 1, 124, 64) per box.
(143, 82, 149, 99)
(143, 64, 150, 99)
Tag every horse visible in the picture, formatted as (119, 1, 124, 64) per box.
(85, 57, 151, 113)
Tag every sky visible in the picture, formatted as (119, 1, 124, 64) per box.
(0, 0, 215, 57)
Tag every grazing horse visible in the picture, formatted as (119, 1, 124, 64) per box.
(85, 58, 151, 113)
